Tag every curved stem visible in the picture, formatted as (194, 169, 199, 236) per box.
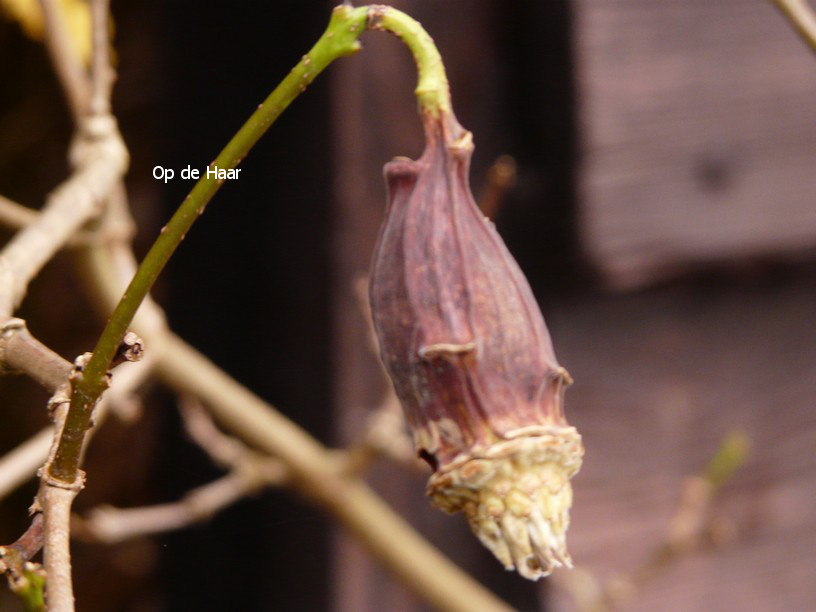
(366, 4, 451, 114)
(49, 3, 454, 485)
(48, 4, 369, 483)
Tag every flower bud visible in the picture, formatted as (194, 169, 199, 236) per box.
(369, 110, 583, 580)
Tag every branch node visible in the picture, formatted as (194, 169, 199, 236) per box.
(0, 317, 26, 372)
(111, 331, 144, 366)
(39, 469, 86, 493)
(46, 383, 72, 419)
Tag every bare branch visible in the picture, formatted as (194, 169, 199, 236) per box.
(0, 195, 39, 229)
(0, 514, 44, 575)
(76, 472, 263, 545)
(0, 429, 53, 502)
(0, 193, 133, 246)
(0, 119, 127, 315)
(0, 318, 72, 389)
(75, 398, 285, 545)
(771, 0, 816, 53)
(37, 0, 90, 119)
(478, 154, 517, 219)
(178, 396, 286, 481)
(89, 0, 114, 116)
(553, 432, 751, 611)
(40, 483, 79, 612)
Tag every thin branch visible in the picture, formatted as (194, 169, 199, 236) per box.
(75, 472, 263, 545)
(0, 514, 45, 575)
(771, 0, 816, 53)
(76, 400, 280, 545)
(0, 430, 53, 502)
(478, 154, 517, 219)
(0, 194, 39, 229)
(89, 0, 113, 116)
(554, 432, 751, 611)
(0, 193, 132, 246)
(37, 0, 91, 119)
(1, 514, 46, 609)
(39, 484, 78, 612)
(0, 120, 127, 316)
(178, 396, 286, 481)
(0, 318, 72, 389)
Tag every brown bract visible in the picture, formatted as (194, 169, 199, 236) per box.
(368, 109, 584, 579)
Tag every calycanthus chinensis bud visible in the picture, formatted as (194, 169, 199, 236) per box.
(369, 109, 584, 580)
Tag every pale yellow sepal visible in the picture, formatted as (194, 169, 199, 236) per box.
(428, 427, 584, 580)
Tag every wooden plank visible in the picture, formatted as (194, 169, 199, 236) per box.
(547, 279, 816, 610)
(575, 1, 816, 288)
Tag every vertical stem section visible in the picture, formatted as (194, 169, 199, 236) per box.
(37, 0, 89, 117)
(41, 486, 78, 612)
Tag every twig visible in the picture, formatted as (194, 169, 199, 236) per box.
(554, 432, 751, 611)
(1, 514, 46, 609)
(35, 8, 123, 605)
(478, 154, 517, 219)
(39, 484, 78, 612)
(360, 394, 422, 469)
(0, 195, 39, 229)
(37, 371, 82, 612)
(771, 0, 816, 53)
(75, 472, 263, 545)
(0, 194, 132, 246)
(0, 119, 127, 316)
(0, 318, 72, 388)
(0, 430, 53, 502)
(37, 0, 90, 118)
(75, 394, 281, 546)
(0, 514, 45, 575)
(178, 396, 286, 481)
(88, 0, 113, 117)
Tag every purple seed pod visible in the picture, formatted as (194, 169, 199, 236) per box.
(369, 110, 583, 580)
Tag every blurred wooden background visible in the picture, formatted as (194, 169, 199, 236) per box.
(1, 0, 815, 610)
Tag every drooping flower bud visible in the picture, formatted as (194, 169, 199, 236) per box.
(369, 109, 584, 580)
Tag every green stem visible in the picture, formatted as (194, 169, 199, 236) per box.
(48, 3, 451, 483)
(366, 5, 451, 114)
